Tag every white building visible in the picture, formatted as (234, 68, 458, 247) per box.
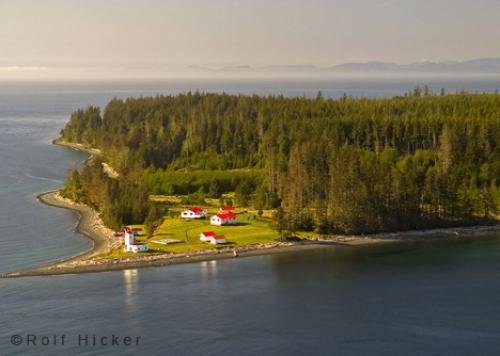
(200, 231, 217, 242)
(200, 231, 227, 244)
(127, 243, 149, 253)
(124, 229, 135, 245)
(208, 235, 226, 244)
(210, 213, 237, 226)
(180, 207, 206, 219)
(124, 227, 149, 253)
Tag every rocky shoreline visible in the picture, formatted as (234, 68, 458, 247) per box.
(37, 191, 120, 259)
(1, 239, 341, 278)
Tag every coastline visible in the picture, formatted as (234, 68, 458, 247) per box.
(1, 139, 499, 279)
(15, 192, 380, 278)
(36, 191, 119, 260)
(52, 138, 102, 157)
(3, 188, 499, 278)
(0, 189, 386, 278)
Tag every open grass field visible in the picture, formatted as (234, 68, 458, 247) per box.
(96, 202, 317, 259)
(95, 211, 282, 259)
(148, 212, 279, 253)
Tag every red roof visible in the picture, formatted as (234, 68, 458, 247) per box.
(214, 235, 226, 240)
(221, 205, 235, 211)
(217, 213, 236, 220)
(202, 231, 217, 237)
(190, 207, 204, 213)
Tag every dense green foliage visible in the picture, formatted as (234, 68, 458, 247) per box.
(61, 157, 149, 229)
(143, 169, 263, 196)
(61, 92, 500, 233)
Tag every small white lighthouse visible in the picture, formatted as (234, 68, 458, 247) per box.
(123, 226, 149, 253)
(124, 227, 135, 246)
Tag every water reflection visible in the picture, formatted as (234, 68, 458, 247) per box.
(200, 260, 219, 278)
(199, 260, 219, 291)
(123, 269, 139, 314)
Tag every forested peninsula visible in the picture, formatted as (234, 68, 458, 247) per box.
(59, 91, 500, 236)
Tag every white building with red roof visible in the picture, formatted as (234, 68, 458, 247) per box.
(209, 235, 226, 244)
(124, 227, 149, 253)
(180, 207, 206, 219)
(124, 227, 135, 245)
(210, 212, 237, 226)
(199, 231, 217, 242)
(200, 231, 227, 244)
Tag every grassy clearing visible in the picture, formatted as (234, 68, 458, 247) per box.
(149, 195, 183, 204)
(95, 211, 283, 259)
(149, 212, 279, 253)
(96, 202, 318, 259)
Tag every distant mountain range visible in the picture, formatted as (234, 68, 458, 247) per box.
(329, 58, 500, 74)
(192, 58, 500, 74)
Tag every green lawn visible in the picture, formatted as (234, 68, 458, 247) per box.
(95, 208, 316, 260)
(148, 213, 280, 253)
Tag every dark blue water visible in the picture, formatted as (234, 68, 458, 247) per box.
(1, 78, 500, 355)
(2, 240, 500, 356)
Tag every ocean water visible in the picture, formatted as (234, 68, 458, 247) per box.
(1, 78, 500, 356)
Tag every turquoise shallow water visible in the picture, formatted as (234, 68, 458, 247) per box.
(0, 79, 499, 356)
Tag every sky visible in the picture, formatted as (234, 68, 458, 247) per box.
(1, 0, 499, 79)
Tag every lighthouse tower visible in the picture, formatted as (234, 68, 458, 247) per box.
(124, 227, 135, 249)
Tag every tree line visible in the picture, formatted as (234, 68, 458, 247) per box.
(60, 92, 500, 233)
